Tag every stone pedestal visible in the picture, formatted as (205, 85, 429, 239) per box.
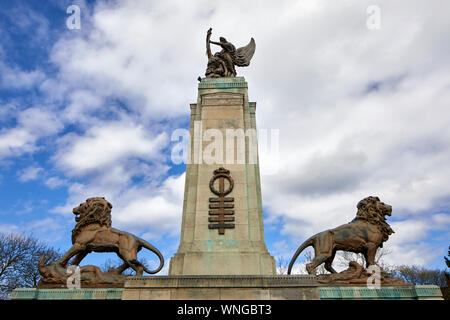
(169, 77, 276, 275)
(122, 275, 319, 300)
(11, 284, 444, 300)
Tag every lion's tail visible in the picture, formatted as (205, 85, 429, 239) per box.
(138, 238, 165, 274)
(287, 236, 315, 275)
(38, 254, 49, 277)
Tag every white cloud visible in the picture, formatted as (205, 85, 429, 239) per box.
(0, 107, 63, 159)
(238, 1, 450, 268)
(61, 90, 104, 124)
(2, 0, 449, 269)
(44, 176, 67, 189)
(0, 224, 20, 234)
(0, 101, 18, 121)
(0, 61, 45, 90)
(384, 242, 441, 267)
(48, 0, 449, 266)
(49, 0, 207, 120)
(54, 121, 168, 175)
(6, 5, 51, 45)
(112, 173, 185, 238)
(0, 217, 67, 244)
(50, 173, 185, 241)
(17, 108, 63, 136)
(18, 166, 43, 182)
(25, 217, 63, 234)
(0, 128, 36, 157)
(388, 214, 450, 247)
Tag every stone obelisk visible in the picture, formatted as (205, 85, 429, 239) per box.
(169, 77, 276, 275)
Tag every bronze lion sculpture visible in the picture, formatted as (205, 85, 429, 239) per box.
(288, 196, 394, 275)
(55, 197, 164, 276)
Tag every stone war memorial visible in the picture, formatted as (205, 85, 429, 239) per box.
(11, 28, 443, 301)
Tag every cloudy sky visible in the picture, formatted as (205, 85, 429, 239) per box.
(0, 0, 449, 273)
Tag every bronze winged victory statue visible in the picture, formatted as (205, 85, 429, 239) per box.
(204, 28, 256, 78)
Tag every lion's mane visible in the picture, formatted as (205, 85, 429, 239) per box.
(71, 197, 112, 243)
(354, 196, 394, 241)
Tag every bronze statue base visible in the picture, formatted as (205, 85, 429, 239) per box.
(315, 261, 411, 287)
(37, 261, 127, 289)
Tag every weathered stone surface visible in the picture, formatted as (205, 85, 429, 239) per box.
(11, 283, 444, 300)
(202, 93, 244, 106)
(122, 275, 319, 300)
(169, 77, 276, 275)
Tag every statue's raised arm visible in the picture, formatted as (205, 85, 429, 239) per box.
(204, 28, 255, 78)
(206, 28, 213, 60)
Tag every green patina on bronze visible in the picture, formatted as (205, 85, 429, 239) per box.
(319, 285, 444, 300)
(11, 288, 123, 300)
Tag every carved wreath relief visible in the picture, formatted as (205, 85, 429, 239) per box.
(208, 167, 235, 234)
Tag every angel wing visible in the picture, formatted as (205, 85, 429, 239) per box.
(234, 38, 256, 67)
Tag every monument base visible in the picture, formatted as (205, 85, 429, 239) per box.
(11, 282, 443, 300)
(169, 251, 276, 275)
(121, 275, 318, 300)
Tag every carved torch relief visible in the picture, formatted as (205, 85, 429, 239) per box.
(208, 167, 235, 234)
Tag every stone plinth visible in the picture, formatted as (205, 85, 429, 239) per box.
(122, 275, 319, 300)
(10, 288, 123, 300)
(169, 77, 276, 275)
(319, 285, 444, 300)
(11, 283, 444, 300)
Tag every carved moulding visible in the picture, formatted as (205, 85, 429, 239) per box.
(208, 167, 235, 235)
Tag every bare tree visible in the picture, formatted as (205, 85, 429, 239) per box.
(0, 233, 61, 299)
(445, 246, 450, 268)
(335, 247, 392, 270)
(282, 247, 392, 275)
(276, 256, 288, 275)
(392, 265, 447, 287)
(279, 249, 328, 275)
(304, 250, 328, 275)
(444, 247, 450, 299)
(100, 257, 152, 276)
